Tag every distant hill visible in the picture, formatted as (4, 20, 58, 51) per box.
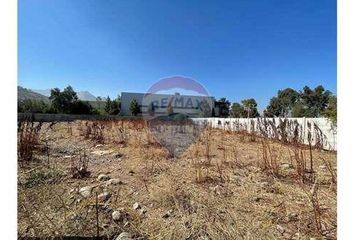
(31, 88, 98, 101)
(18, 86, 49, 102)
(18, 86, 110, 114)
(77, 91, 97, 101)
(31, 89, 51, 97)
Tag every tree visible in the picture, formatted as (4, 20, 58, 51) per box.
(323, 95, 337, 126)
(49, 88, 63, 113)
(241, 98, 259, 118)
(264, 85, 332, 118)
(167, 104, 174, 115)
(18, 99, 51, 113)
(48, 85, 94, 114)
(104, 96, 121, 115)
(129, 99, 140, 116)
(110, 99, 120, 115)
(70, 100, 93, 114)
(49, 85, 79, 114)
(230, 102, 245, 118)
(300, 85, 331, 117)
(264, 97, 282, 117)
(105, 96, 112, 114)
(292, 102, 309, 117)
(199, 99, 212, 117)
(264, 88, 299, 117)
(215, 98, 231, 117)
(230, 99, 259, 118)
(277, 88, 299, 116)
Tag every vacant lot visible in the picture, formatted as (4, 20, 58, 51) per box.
(18, 119, 336, 239)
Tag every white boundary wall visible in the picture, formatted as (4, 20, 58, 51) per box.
(191, 117, 337, 151)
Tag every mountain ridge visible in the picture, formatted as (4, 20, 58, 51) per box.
(30, 88, 98, 101)
(18, 86, 50, 102)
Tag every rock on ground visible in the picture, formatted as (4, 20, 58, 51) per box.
(98, 191, 112, 201)
(280, 163, 291, 170)
(97, 174, 111, 181)
(115, 232, 132, 240)
(91, 150, 114, 156)
(79, 186, 93, 198)
(138, 206, 147, 215)
(105, 178, 123, 186)
(162, 209, 173, 218)
(112, 208, 126, 222)
(133, 202, 140, 210)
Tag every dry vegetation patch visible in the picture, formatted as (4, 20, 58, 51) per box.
(17, 119, 336, 239)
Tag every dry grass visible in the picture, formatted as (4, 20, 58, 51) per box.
(17, 119, 337, 239)
(70, 149, 91, 179)
(18, 120, 42, 165)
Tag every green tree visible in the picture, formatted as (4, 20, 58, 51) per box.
(215, 98, 231, 117)
(230, 102, 245, 118)
(300, 85, 331, 117)
(49, 88, 63, 112)
(241, 98, 259, 118)
(323, 95, 337, 126)
(264, 88, 299, 117)
(199, 99, 212, 117)
(292, 102, 309, 117)
(264, 97, 282, 117)
(277, 88, 299, 116)
(110, 99, 120, 115)
(129, 99, 140, 116)
(104, 96, 121, 115)
(49, 85, 93, 114)
(49, 85, 79, 114)
(264, 85, 332, 118)
(105, 96, 112, 114)
(70, 100, 93, 114)
(18, 99, 51, 113)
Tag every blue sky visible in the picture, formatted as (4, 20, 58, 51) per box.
(18, 0, 336, 110)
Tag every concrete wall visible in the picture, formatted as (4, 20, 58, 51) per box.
(18, 113, 336, 151)
(192, 117, 337, 151)
(17, 113, 137, 122)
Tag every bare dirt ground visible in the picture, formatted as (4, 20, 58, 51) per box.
(18, 120, 337, 239)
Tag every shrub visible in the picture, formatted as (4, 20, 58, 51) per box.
(129, 99, 140, 116)
(49, 85, 96, 114)
(323, 95, 337, 127)
(167, 104, 174, 115)
(70, 100, 93, 114)
(198, 99, 211, 117)
(18, 121, 42, 164)
(70, 150, 91, 179)
(18, 99, 51, 113)
(20, 168, 64, 188)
